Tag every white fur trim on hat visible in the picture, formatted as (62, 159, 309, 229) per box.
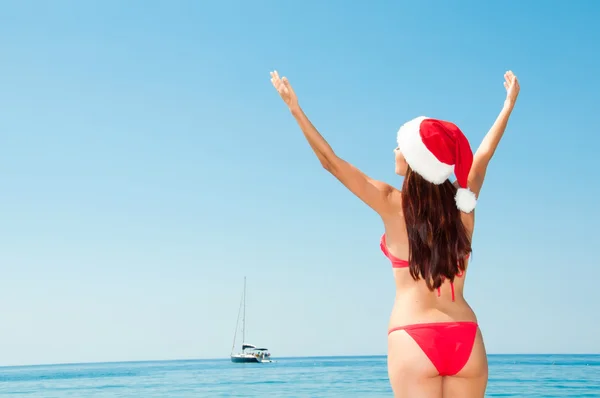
(455, 187, 477, 213)
(396, 116, 454, 185)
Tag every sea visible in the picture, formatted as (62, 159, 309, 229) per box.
(1, 355, 599, 397)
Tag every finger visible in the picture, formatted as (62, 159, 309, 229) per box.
(504, 82, 509, 90)
(272, 78, 283, 93)
(277, 82, 287, 96)
(283, 77, 295, 95)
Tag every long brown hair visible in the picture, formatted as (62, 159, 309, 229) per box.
(402, 167, 472, 291)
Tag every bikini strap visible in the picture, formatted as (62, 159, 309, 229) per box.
(438, 276, 458, 302)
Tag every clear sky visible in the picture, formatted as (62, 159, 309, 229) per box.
(1, 0, 599, 367)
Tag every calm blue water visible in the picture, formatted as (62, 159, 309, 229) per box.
(1, 355, 599, 397)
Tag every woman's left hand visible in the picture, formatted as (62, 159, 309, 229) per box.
(270, 70, 299, 110)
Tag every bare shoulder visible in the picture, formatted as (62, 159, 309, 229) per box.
(460, 210, 475, 237)
(374, 180, 400, 197)
(324, 157, 402, 216)
(384, 184, 403, 212)
(370, 179, 402, 214)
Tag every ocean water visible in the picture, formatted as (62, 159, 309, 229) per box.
(1, 355, 599, 397)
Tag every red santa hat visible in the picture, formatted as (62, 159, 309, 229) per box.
(396, 116, 477, 213)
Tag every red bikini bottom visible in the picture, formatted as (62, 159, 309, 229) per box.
(388, 321, 478, 376)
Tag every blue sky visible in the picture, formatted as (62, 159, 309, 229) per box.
(1, 0, 599, 366)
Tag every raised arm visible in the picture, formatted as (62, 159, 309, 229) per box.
(468, 71, 520, 197)
(270, 70, 396, 215)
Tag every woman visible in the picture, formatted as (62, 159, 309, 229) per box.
(270, 70, 520, 397)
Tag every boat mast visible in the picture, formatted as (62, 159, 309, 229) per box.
(231, 277, 245, 355)
(242, 276, 246, 346)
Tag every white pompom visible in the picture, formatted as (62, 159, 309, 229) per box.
(455, 187, 477, 213)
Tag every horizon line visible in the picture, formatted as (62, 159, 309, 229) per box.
(2, 353, 599, 369)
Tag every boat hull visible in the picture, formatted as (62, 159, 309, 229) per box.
(230, 355, 260, 363)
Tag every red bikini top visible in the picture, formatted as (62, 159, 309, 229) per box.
(380, 234, 409, 268)
(380, 234, 468, 301)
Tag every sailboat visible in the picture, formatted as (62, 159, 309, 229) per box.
(230, 277, 273, 363)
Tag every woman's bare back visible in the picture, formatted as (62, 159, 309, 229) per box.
(383, 194, 487, 397)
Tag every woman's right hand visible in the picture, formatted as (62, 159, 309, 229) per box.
(504, 70, 520, 106)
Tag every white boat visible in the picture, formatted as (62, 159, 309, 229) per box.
(230, 277, 273, 363)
